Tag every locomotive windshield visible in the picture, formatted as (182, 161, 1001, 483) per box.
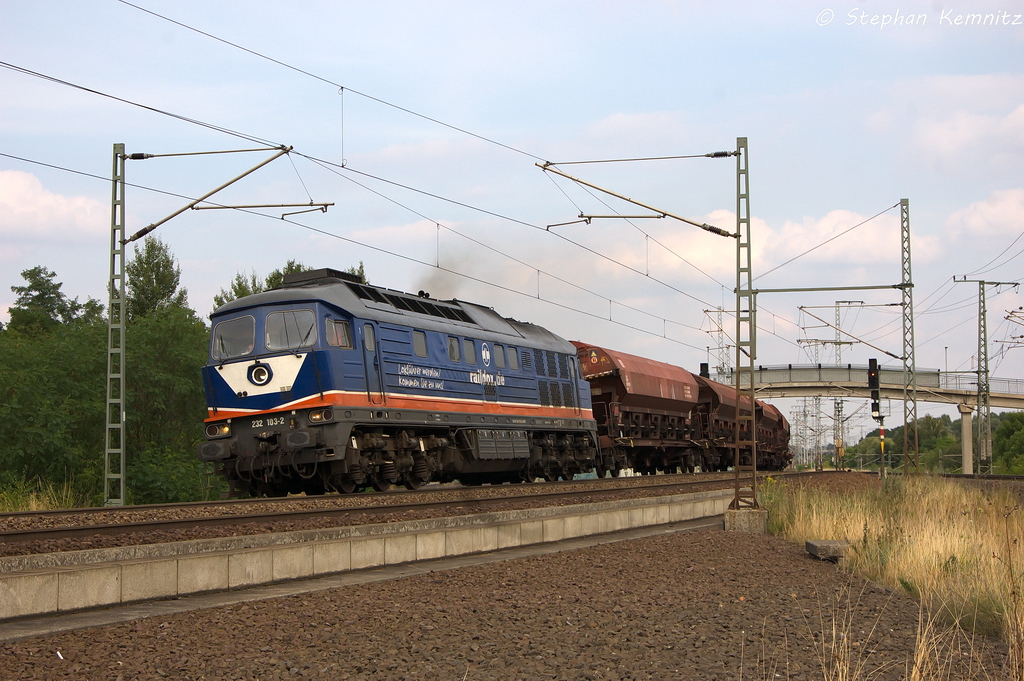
(212, 315, 255, 359)
(266, 309, 317, 351)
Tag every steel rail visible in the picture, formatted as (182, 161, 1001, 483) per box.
(0, 471, 818, 545)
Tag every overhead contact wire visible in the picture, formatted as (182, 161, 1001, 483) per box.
(114, 0, 546, 162)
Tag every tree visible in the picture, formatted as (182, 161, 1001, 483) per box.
(212, 260, 317, 310)
(125, 236, 188, 319)
(994, 411, 1024, 474)
(7, 266, 101, 332)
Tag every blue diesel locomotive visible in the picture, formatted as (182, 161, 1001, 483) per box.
(198, 269, 599, 496)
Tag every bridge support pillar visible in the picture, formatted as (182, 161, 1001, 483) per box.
(957, 403, 974, 475)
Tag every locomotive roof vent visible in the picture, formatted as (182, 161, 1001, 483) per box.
(281, 268, 364, 287)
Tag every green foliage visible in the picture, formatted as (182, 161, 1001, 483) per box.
(0, 247, 218, 506)
(212, 260, 368, 310)
(344, 261, 368, 284)
(0, 312, 107, 495)
(7, 266, 102, 332)
(994, 412, 1024, 474)
(125, 236, 188, 319)
(213, 259, 310, 310)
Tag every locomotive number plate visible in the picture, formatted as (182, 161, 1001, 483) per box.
(251, 416, 286, 428)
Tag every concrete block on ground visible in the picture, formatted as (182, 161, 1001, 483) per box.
(312, 541, 351, 576)
(520, 520, 544, 546)
(0, 571, 58, 619)
(580, 512, 603, 536)
(563, 515, 583, 540)
(479, 526, 498, 553)
(229, 549, 273, 587)
(177, 554, 229, 594)
(496, 524, 521, 550)
(416, 532, 446, 560)
(724, 508, 768, 534)
(384, 535, 418, 565)
(273, 545, 313, 581)
(542, 517, 566, 543)
(446, 527, 486, 556)
(806, 540, 850, 562)
(58, 565, 121, 611)
(121, 559, 177, 602)
(350, 537, 385, 570)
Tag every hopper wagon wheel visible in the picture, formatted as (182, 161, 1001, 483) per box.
(595, 463, 607, 479)
(543, 467, 559, 483)
(337, 475, 358, 494)
(403, 475, 422, 491)
(370, 474, 392, 493)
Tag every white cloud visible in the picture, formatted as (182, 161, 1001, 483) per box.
(914, 104, 1024, 162)
(0, 171, 106, 245)
(946, 188, 1024, 238)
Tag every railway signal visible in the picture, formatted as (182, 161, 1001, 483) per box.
(868, 358, 880, 418)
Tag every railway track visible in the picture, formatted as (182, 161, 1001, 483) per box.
(0, 470, 813, 547)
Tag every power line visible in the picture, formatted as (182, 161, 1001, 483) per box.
(0, 61, 277, 148)
(0, 58, 805, 349)
(113, 0, 546, 163)
(753, 202, 899, 282)
(0, 149, 707, 351)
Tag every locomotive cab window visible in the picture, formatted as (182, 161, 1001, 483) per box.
(325, 320, 353, 348)
(363, 324, 375, 352)
(212, 315, 255, 359)
(266, 309, 316, 351)
(447, 336, 461, 362)
(463, 339, 477, 365)
(413, 330, 428, 357)
(508, 347, 520, 371)
(494, 344, 506, 369)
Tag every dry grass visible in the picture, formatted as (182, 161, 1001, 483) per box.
(0, 479, 87, 512)
(761, 474, 1023, 679)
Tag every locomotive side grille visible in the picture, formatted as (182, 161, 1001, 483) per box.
(521, 350, 533, 372)
(557, 354, 568, 379)
(550, 382, 563, 407)
(484, 384, 497, 398)
(535, 351, 546, 376)
(538, 381, 550, 406)
(563, 382, 575, 408)
(547, 352, 558, 378)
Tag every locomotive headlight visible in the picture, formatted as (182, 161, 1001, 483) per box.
(205, 423, 231, 438)
(248, 362, 273, 386)
(308, 409, 334, 424)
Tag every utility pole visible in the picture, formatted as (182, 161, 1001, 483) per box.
(732, 137, 758, 509)
(953, 277, 1019, 474)
(900, 199, 919, 472)
(104, 145, 127, 505)
(833, 300, 862, 469)
(103, 143, 331, 505)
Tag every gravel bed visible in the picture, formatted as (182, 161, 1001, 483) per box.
(0, 476, 752, 559)
(0, 529, 1006, 680)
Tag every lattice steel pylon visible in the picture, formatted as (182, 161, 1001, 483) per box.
(900, 199, 919, 472)
(732, 137, 757, 509)
(954, 277, 1018, 474)
(105, 144, 127, 506)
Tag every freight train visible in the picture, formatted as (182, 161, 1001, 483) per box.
(197, 268, 791, 497)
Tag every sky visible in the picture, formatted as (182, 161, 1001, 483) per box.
(2, 0, 1023, 446)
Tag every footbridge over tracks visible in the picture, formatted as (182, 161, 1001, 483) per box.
(713, 364, 1024, 410)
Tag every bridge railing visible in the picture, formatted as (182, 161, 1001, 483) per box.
(712, 364, 1024, 396)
